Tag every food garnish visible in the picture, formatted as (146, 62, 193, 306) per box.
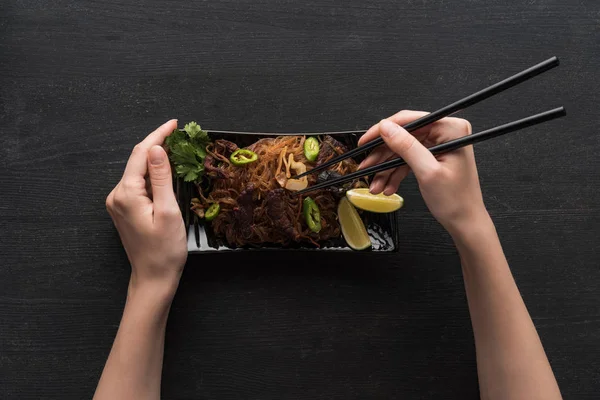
(303, 137, 320, 162)
(204, 203, 220, 221)
(338, 197, 371, 251)
(303, 197, 322, 233)
(165, 122, 210, 183)
(346, 188, 404, 213)
(230, 149, 258, 166)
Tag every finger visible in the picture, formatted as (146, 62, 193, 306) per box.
(357, 123, 380, 146)
(139, 119, 179, 148)
(123, 119, 178, 180)
(369, 169, 395, 194)
(147, 145, 179, 221)
(358, 146, 395, 170)
(378, 119, 439, 178)
(387, 109, 430, 132)
(358, 110, 431, 146)
(367, 152, 399, 193)
(358, 110, 433, 170)
(383, 165, 411, 196)
(429, 117, 472, 142)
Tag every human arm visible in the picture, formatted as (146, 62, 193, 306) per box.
(454, 210, 561, 400)
(359, 111, 562, 400)
(94, 120, 188, 400)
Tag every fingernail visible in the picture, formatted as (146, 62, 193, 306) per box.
(149, 146, 165, 165)
(369, 180, 382, 194)
(162, 119, 177, 128)
(380, 119, 398, 138)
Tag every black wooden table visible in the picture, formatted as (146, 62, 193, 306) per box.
(2, 1, 599, 398)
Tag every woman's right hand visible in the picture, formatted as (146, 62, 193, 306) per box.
(358, 110, 489, 236)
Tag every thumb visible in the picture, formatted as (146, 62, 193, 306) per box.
(378, 119, 439, 178)
(148, 145, 178, 216)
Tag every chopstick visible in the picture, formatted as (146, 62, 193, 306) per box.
(295, 107, 566, 195)
(295, 56, 559, 179)
(204, 129, 367, 136)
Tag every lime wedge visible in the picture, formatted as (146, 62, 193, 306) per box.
(338, 197, 371, 251)
(346, 188, 404, 213)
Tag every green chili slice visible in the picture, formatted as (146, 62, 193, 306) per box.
(230, 149, 258, 166)
(205, 203, 220, 221)
(303, 137, 320, 162)
(303, 197, 322, 233)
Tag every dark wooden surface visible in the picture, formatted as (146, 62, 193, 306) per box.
(2, 0, 599, 398)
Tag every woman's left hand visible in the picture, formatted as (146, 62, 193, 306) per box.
(105, 120, 187, 294)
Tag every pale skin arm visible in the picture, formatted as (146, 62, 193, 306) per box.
(359, 111, 562, 400)
(95, 114, 562, 400)
(454, 213, 561, 400)
(94, 120, 187, 400)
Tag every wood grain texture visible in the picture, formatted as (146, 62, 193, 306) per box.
(1, 0, 599, 398)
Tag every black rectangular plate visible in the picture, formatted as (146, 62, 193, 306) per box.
(177, 131, 400, 253)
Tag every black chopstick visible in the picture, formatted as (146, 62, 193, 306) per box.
(204, 129, 367, 136)
(296, 56, 559, 179)
(295, 107, 566, 195)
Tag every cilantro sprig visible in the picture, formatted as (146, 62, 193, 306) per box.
(165, 122, 211, 183)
